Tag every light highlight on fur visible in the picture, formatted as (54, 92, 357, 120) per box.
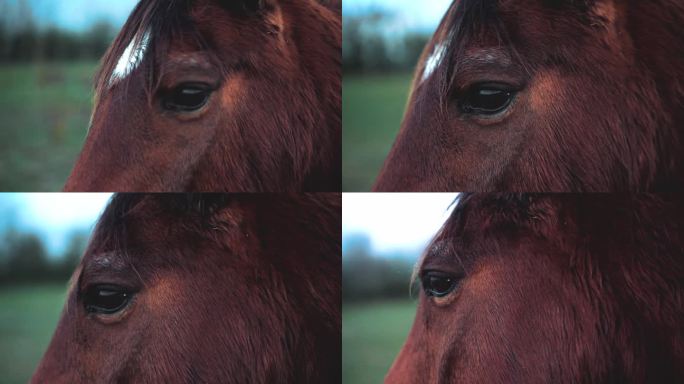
(110, 29, 151, 86)
(422, 42, 446, 82)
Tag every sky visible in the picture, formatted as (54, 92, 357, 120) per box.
(0, 192, 458, 259)
(7, 0, 138, 31)
(343, 0, 452, 31)
(0, 194, 112, 257)
(9, 0, 453, 32)
(343, 193, 458, 256)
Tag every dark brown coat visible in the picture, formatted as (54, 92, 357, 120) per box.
(388, 194, 684, 383)
(375, 0, 684, 192)
(65, 0, 341, 192)
(32, 193, 341, 383)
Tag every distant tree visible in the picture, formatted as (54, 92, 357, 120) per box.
(0, 1, 8, 60)
(42, 26, 69, 60)
(343, 12, 394, 73)
(343, 10, 432, 74)
(8, 0, 39, 61)
(0, 225, 94, 284)
(3, 230, 49, 283)
(343, 234, 417, 302)
(361, 33, 393, 72)
(0, 1, 117, 62)
(57, 230, 89, 277)
(85, 20, 116, 58)
(342, 17, 364, 73)
(402, 33, 430, 70)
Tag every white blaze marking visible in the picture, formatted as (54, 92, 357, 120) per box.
(422, 42, 446, 82)
(110, 29, 151, 86)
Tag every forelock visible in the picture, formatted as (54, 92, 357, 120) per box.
(94, 0, 200, 100)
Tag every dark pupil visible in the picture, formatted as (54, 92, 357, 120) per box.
(425, 276, 455, 297)
(85, 288, 129, 314)
(464, 88, 512, 114)
(166, 87, 209, 111)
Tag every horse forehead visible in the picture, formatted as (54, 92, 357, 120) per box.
(461, 48, 511, 65)
(86, 251, 128, 270)
(420, 43, 512, 82)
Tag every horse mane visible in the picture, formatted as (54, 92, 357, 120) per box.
(427, 0, 514, 107)
(422, 193, 684, 380)
(88, 192, 341, 282)
(86, 194, 228, 265)
(94, 0, 204, 102)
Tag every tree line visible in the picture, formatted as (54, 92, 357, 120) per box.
(343, 11, 431, 74)
(0, 0, 116, 62)
(343, 234, 419, 302)
(0, 228, 89, 285)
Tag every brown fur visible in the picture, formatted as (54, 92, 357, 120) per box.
(32, 193, 341, 383)
(387, 194, 684, 383)
(374, 0, 684, 192)
(65, 0, 341, 192)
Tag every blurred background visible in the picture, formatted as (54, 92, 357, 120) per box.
(343, 193, 457, 384)
(343, 0, 452, 191)
(0, 0, 137, 191)
(0, 193, 111, 384)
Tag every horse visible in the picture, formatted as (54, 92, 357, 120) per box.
(374, 0, 684, 192)
(387, 193, 684, 383)
(31, 193, 341, 383)
(64, 0, 341, 192)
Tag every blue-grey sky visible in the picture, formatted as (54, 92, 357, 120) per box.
(343, 193, 457, 257)
(0, 194, 112, 257)
(5, 0, 138, 31)
(8, 0, 453, 32)
(343, 0, 452, 31)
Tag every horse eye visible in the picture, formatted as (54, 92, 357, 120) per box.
(83, 285, 132, 315)
(163, 84, 211, 112)
(421, 272, 459, 298)
(461, 84, 515, 115)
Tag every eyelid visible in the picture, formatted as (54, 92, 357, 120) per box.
(420, 240, 452, 267)
(78, 270, 141, 297)
(159, 81, 218, 95)
(80, 282, 139, 301)
(456, 81, 518, 98)
(421, 269, 464, 281)
(448, 69, 527, 97)
(420, 243, 468, 279)
(157, 55, 220, 82)
(156, 70, 221, 95)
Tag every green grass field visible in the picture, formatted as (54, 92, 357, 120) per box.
(0, 284, 67, 384)
(343, 300, 417, 384)
(1, 67, 411, 191)
(0, 62, 98, 191)
(342, 73, 413, 191)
